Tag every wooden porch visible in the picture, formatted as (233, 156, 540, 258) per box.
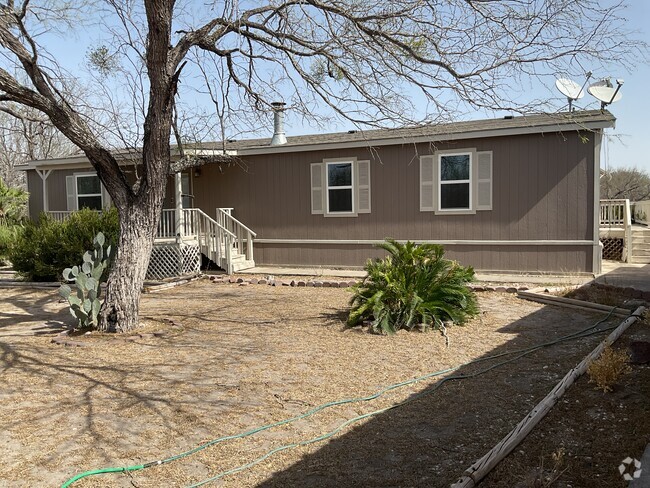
(47, 207, 257, 278)
(600, 199, 650, 264)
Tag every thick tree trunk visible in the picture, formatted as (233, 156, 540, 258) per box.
(98, 201, 160, 333)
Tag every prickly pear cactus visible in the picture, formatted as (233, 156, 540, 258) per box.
(59, 232, 115, 329)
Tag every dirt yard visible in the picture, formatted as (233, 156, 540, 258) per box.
(0, 280, 646, 488)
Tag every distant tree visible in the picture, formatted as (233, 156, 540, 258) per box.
(601, 167, 650, 202)
(0, 176, 28, 225)
(0, 104, 76, 188)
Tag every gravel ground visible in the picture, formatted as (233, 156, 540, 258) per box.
(0, 279, 635, 487)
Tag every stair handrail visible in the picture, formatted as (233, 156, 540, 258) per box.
(216, 208, 257, 237)
(623, 199, 632, 262)
(216, 207, 256, 261)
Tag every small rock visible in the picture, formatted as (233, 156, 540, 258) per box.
(322, 281, 331, 288)
(506, 287, 518, 293)
(290, 280, 297, 287)
(305, 281, 314, 287)
(239, 282, 248, 287)
(313, 281, 323, 288)
(297, 281, 306, 287)
(473, 286, 485, 292)
(495, 286, 507, 293)
(228, 276, 237, 284)
(485, 286, 496, 292)
(339, 281, 349, 288)
(347, 281, 357, 287)
(258, 279, 267, 285)
(281, 281, 290, 286)
(236, 278, 244, 283)
(250, 278, 259, 285)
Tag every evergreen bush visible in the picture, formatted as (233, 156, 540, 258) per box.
(348, 239, 479, 334)
(0, 225, 22, 265)
(10, 208, 119, 281)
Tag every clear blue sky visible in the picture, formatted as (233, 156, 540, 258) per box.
(41, 1, 650, 174)
(593, 1, 650, 173)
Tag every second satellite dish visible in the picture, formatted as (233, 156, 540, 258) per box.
(588, 78, 624, 109)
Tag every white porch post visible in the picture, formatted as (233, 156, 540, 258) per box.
(174, 172, 184, 241)
(593, 132, 602, 275)
(35, 169, 52, 213)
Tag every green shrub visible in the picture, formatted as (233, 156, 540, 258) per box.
(348, 239, 479, 334)
(0, 178, 28, 225)
(0, 225, 22, 265)
(10, 208, 119, 281)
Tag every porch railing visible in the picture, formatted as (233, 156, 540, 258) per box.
(599, 199, 632, 262)
(599, 199, 629, 227)
(633, 199, 650, 226)
(216, 207, 257, 261)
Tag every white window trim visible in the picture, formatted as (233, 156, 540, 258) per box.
(438, 152, 472, 212)
(75, 172, 104, 210)
(324, 158, 356, 217)
(434, 149, 477, 215)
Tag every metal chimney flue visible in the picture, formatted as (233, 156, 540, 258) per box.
(270, 102, 287, 146)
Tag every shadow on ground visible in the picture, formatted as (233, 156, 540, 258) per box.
(256, 299, 637, 488)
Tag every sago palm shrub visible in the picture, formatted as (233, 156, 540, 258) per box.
(348, 239, 478, 334)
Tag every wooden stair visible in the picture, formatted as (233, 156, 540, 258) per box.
(630, 227, 650, 264)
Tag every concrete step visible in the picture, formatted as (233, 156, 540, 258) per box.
(630, 257, 650, 264)
(232, 259, 255, 272)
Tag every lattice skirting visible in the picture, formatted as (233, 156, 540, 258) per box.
(601, 237, 623, 261)
(147, 242, 201, 280)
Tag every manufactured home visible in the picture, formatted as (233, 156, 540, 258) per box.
(20, 110, 615, 277)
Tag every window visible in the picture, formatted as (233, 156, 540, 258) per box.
(419, 150, 492, 214)
(439, 153, 471, 210)
(327, 162, 354, 213)
(311, 159, 371, 216)
(76, 174, 103, 210)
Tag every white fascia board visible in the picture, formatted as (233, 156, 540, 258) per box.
(19, 149, 142, 170)
(237, 120, 614, 156)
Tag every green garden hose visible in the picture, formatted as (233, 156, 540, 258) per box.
(61, 307, 621, 488)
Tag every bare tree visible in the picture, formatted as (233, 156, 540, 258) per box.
(0, 104, 75, 188)
(0, 0, 645, 332)
(601, 167, 650, 202)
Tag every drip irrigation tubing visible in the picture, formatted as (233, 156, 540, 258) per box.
(61, 307, 626, 488)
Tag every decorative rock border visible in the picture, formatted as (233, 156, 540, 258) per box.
(208, 275, 529, 293)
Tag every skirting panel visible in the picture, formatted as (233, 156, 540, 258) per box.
(147, 242, 201, 280)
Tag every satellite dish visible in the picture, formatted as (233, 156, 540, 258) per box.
(554, 72, 591, 112)
(588, 78, 624, 109)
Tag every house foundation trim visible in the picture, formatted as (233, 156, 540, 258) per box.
(254, 239, 593, 246)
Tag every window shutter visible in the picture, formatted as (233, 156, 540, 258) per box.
(310, 163, 324, 214)
(477, 151, 493, 211)
(420, 155, 435, 211)
(66, 175, 77, 211)
(356, 160, 371, 213)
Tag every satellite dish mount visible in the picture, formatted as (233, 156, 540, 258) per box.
(555, 72, 591, 112)
(588, 77, 624, 110)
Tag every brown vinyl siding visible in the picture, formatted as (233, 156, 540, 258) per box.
(252, 243, 591, 273)
(192, 130, 596, 272)
(26, 168, 76, 217)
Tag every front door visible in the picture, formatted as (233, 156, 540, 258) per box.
(182, 172, 193, 208)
